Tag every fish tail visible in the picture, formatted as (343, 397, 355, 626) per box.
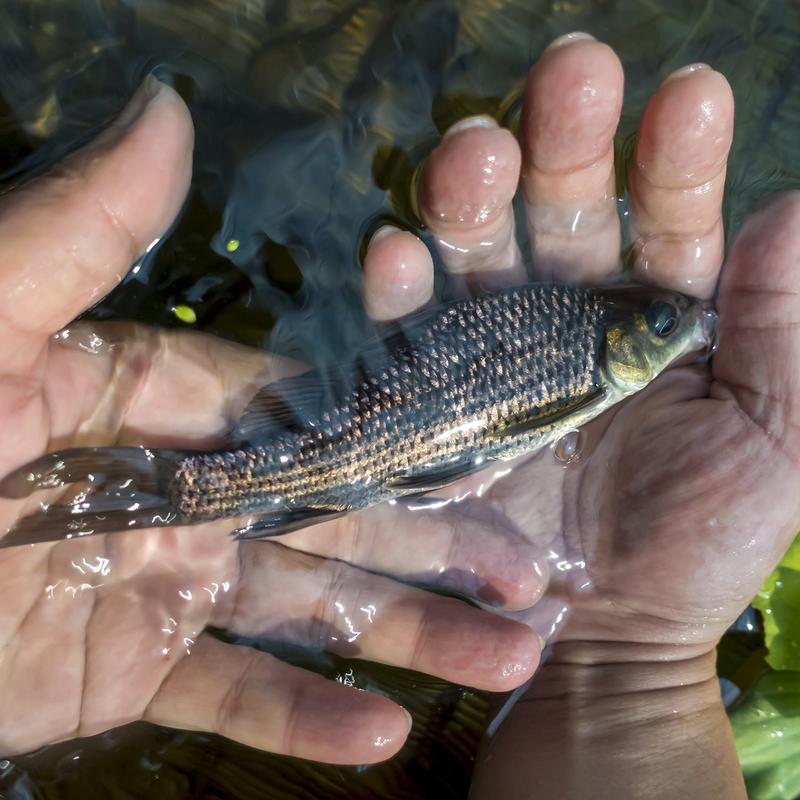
(0, 446, 188, 547)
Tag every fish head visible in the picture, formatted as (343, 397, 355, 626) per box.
(600, 287, 718, 393)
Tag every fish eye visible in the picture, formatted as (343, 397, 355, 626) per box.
(645, 300, 678, 337)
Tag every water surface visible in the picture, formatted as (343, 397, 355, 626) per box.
(1, 0, 799, 796)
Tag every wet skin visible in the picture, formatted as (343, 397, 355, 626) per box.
(0, 33, 796, 785)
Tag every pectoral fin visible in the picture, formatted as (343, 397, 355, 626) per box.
(488, 388, 605, 440)
(386, 457, 481, 494)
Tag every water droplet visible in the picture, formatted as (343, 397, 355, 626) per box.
(553, 430, 583, 465)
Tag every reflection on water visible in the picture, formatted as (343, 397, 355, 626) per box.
(1, 0, 800, 796)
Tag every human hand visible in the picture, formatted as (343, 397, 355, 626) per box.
(360, 32, 785, 659)
(0, 77, 542, 765)
(354, 33, 800, 796)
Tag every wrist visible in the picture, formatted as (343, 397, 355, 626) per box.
(525, 639, 722, 733)
(472, 641, 746, 800)
(533, 638, 718, 695)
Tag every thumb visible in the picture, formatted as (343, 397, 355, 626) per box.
(713, 192, 800, 454)
(0, 76, 193, 346)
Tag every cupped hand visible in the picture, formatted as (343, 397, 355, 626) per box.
(359, 34, 800, 661)
(0, 78, 542, 764)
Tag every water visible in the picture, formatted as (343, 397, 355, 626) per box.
(1, 0, 799, 797)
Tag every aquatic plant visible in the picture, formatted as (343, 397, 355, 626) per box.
(725, 536, 800, 799)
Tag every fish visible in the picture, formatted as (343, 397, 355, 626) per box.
(0, 283, 717, 547)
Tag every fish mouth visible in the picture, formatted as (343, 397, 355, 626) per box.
(697, 302, 719, 358)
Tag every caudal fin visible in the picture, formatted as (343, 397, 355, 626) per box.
(0, 446, 188, 548)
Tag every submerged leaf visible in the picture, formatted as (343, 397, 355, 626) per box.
(753, 535, 800, 670)
(731, 671, 800, 800)
(717, 631, 768, 697)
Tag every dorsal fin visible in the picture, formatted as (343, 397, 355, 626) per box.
(233, 369, 335, 444)
(231, 311, 428, 445)
(232, 288, 525, 445)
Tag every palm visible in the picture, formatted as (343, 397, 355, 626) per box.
(2, 282, 540, 762)
(577, 379, 743, 631)
(565, 371, 792, 644)
(0, 326, 241, 752)
(463, 332, 797, 649)
(577, 210, 799, 648)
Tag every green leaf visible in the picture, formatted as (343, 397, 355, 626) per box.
(731, 671, 800, 800)
(752, 536, 800, 670)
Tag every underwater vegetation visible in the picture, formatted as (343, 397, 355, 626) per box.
(725, 536, 800, 800)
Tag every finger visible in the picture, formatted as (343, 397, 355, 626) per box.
(362, 226, 434, 320)
(214, 543, 540, 692)
(144, 634, 410, 764)
(0, 77, 193, 355)
(284, 502, 548, 611)
(713, 192, 800, 455)
(628, 64, 734, 297)
(520, 33, 623, 282)
(418, 116, 523, 283)
(42, 324, 300, 452)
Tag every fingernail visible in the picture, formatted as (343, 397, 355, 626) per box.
(370, 224, 401, 245)
(401, 708, 413, 732)
(544, 31, 596, 51)
(88, 75, 168, 150)
(143, 73, 166, 98)
(663, 62, 711, 84)
(443, 114, 498, 138)
(113, 75, 166, 130)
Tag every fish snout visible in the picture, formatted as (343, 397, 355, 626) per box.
(698, 303, 719, 357)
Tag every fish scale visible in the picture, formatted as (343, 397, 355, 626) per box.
(172, 284, 602, 520)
